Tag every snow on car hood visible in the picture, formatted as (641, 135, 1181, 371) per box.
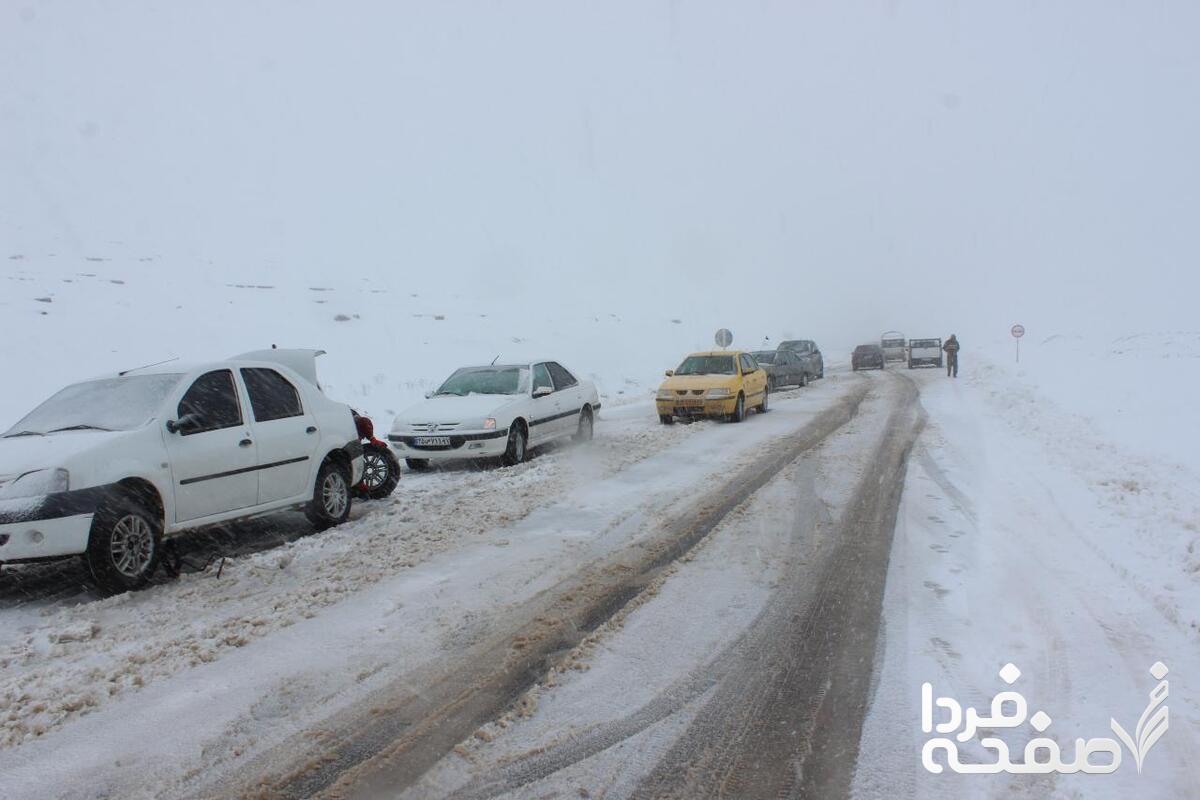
(0, 429, 128, 478)
(394, 394, 522, 426)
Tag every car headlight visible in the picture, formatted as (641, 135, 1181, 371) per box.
(482, 418, 497, 430)
(705, 388, 732, 399)
(656, 389, 674, 400)
(0, 468, 70, 501)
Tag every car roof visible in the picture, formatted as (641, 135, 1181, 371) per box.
(685, 350, 743, 357)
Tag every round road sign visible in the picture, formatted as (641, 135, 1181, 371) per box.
(714, 328, 733, 348)
(1011, 324, 1026, 339)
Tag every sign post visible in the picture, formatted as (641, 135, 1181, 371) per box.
(1011, 324, 1025, 363)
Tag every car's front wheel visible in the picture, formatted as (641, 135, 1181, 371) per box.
(727, 393, 746, 423)
(86, 496, 162, 594)
(500, 424, 528, 466)
(799, 373, 809, 387)
(306, 458, 352, 531)
(659, 414, 674, 425)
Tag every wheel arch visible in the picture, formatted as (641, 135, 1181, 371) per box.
(111, 477, 165, 527)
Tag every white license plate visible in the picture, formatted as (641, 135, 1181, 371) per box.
(414, 436, 451, 446)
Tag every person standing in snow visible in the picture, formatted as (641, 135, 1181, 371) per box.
(943, 334, 960, 377)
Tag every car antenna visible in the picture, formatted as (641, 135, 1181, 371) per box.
(491, 354, 500, 365)
(119, 356, 179, 376)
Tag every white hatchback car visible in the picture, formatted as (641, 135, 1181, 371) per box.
(0, 349, 364, 593)
(388, 361, 600, 468)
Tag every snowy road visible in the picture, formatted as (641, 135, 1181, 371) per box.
(2, 359, 1196, 800)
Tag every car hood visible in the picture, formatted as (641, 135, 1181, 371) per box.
(660, 374, 740, 391)
(394, 394, 521, 426)
(0, 429, 129, 479)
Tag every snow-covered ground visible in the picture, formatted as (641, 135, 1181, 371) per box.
(852, 346, 1200, 798)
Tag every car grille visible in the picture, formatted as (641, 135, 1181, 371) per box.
(409, 422, 461, 433)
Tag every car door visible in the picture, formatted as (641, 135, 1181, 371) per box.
(740, 354, 765, 400)
(163, 369, 259, 523)
(240, 367, 317, 504)
(546, 362, 583, 437)
(529, 362, 561, 444)
(775, 351, 796, 385)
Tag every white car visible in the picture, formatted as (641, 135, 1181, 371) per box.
(0, 349, 364, 593)
(388, 360, 600, 468)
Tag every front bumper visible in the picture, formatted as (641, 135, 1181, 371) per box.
(387, 430, 509, 461)
(656, 397, 738, 418)
(909, 357, 943, 367)
(0, 513, 93, 561)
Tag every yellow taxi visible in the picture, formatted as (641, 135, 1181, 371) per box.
(656, 351, 769, 424)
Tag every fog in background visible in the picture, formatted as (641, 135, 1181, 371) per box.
(3, 1, 1199, 354)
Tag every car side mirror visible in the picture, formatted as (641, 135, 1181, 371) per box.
(424, 391, 433, 399)
(664, 370, 674, 377)
(532, 386, 553, 398)
(167, 413, 202, 435)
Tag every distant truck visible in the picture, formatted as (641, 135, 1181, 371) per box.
(880, 331, 907, 362)
(908, 338, 944, 369)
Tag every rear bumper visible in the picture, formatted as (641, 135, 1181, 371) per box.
(0, 513, 93, 561)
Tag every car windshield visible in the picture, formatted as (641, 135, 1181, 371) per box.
(750, 352, 776, 364)
(3, 374, 183, 437)
(911, 339, 939, 347)
(855, 346, 878, 354)
(675, 355, 736, 376)
(881, 339, 905, 347)
(435, 366, 530, 396)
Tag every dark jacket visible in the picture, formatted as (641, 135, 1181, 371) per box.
(943, 337, 960, 354)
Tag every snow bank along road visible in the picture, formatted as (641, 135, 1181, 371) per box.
(0, 369, 922, 799)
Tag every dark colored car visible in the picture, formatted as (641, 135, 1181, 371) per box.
(776, 340, 824, 381)
(852, 344, 886, 371)
(750, 350, 810, 390)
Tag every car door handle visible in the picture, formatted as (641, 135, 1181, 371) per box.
(306, 426, 317, 434)
(239, 439, 253, 448)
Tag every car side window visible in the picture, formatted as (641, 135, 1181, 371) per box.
(177, 370, 242, 435)
(740, 354, 756, 373)
(241, 368, 304, 422)
(532, 363, 554, 393)
(546, 362, 577, 389)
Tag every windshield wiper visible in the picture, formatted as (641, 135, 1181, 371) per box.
(46, 424, 114, 433)
(2, 430, 44, 438)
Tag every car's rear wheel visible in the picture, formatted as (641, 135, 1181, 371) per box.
(500, 424, 527, 466)
(306, 458, 352, 531)
(405, 458, 431, 471)
(728, 393, 746, 423)
(659, 414, 674, 425)
(86, 495, 162, 594)
(574, 407, 594, 443)
(757, 385, 769, 413)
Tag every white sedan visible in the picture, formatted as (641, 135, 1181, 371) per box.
(0, 349, 363, 593)
(388, 361, 600, 468)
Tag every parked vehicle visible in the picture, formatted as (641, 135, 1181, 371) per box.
(852, 344, 886, 371)
(352, 411, 400, 500)
(388, 361, 599, 469)
(776, 340, 824, 381)
(880, 331, 907, 362)
(750, 350, 809, 390)
(908, 338, 944, 369)
(657, 351, 769, 424)
(0, 349, 364, 593)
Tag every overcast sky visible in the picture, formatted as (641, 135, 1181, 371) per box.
(3, 1, 1198, 347)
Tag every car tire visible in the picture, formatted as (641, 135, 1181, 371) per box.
(306, 458, 352, 531)
(500, 423, 527, 466)
(86, 494, 163, 594)
(659, 414, 674, 425)
(727, 393, 746, 423)
(799, 373, 808, 388)
(356, 443, 400, 500)
(767, 376, 777, 393)
(574, 406, 594, 443)
(405, 458, 431, 471)
(757, 385, 769, 413)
